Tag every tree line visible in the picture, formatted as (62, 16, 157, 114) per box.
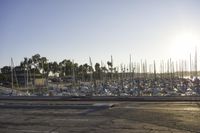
(0, 54, 117, 85)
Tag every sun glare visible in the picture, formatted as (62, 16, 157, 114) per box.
(170, 32, 200, 59)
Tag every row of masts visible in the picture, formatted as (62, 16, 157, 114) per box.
(88, 47, 198, 82)
(10, 47, 199, 90)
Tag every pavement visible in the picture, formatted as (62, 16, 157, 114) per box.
(0, 100, 200, 133)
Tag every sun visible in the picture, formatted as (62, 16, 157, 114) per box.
(170, 32, 200, 59)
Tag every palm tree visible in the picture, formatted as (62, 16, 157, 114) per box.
(95, 63, 101, 80)
(59, 59, 73, 77)
(0, 66, 11, 83)
(32, 54, 41, 85)
(78, 65, 84, 81)
(20, 57, 28, 87)
(107, 61, 113, 72)
(32, 54, 41, 71)
(101, 66, 108, 82)
(1, 66, 11, 74)
(49, 61, 59, 74)
(83, 63, 90, 81)
(39, 57, 48, 79)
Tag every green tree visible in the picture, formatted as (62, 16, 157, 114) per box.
(49, 61, 59, 74)
(95, 63, 101, 80)
(32, 54, 41, 71)
(1, 66, 11, 74)
(59, 59, 73, 77)
(0, 66, 11, 83)
(83, 63, 90, 81)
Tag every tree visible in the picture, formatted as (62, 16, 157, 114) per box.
(27, 58, 33, 70)
(95, 63, 101, 80)
(59, 59, 73, 77)
(78, 65, 84, 81)
(32, 54, 41, 69)
(0, 66, 11, 83)
(38, 57, 49, 78)
(31, 54, 41, 80)
(49, 62, 59, 74)
(32, 54, 41, 64)
(21, 57, 29, 87)
(107, 61, 113, 72)
(83, 63, 90, 81)
(1, 66, 11, 74)
(0, 73, 6, 82)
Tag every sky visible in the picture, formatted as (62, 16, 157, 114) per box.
(1, 0, 200, 68)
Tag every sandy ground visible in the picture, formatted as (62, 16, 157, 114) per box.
(0, 101, 200, 133)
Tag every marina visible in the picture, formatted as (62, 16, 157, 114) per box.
(1, 76, 200, 97)
(1, 0, 200, 132)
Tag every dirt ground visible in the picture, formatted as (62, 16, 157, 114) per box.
(0, 101, 200, 133)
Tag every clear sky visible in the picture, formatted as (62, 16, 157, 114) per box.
(1, 0, 200, 68)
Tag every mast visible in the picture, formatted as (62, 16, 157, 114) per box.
(27, 63, 28, 88)
(170, 58, 173, 89)
(72, 60, 75, 85)
(145, 59, 147, 78)
(140, 60, 143, 78)
(100, 60, 104, 82)
(89, 57, 93, 82)
(138, 62, 141, 78)
(159, 61, 162, 78)
(195, 46, 197, 78)
(11, 58, 14, 89)
(181, 60, 184, 79)
(131, 62, 134, 87)
(184, 60, 187, 78)
(129, 54, 132, 80)
(120, 63, 124, 90)
(167, 59, 170, 78)
(190, 53, 192, 78)
(111, 55, 113, 80)
(170, 58, 172, 79)
(176, 61, 178, 78)
(11, 58, 19, 94)
(153, 60, 156, 80)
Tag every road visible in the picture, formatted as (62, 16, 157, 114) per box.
(0, 100, 200, 133)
